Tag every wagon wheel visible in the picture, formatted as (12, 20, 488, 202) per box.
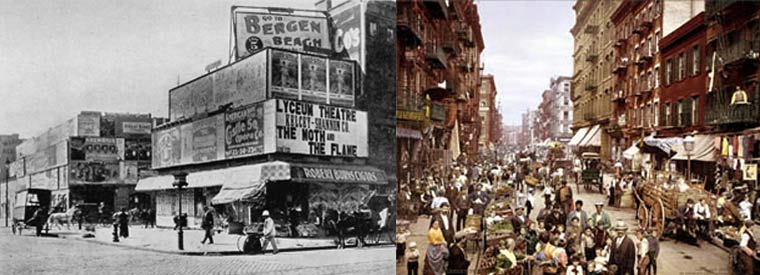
(637, 204, 650, 229)
(650, 198, 666, 233)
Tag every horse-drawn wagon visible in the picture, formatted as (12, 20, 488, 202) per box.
(11, 188, 51, 235)
(580, 152, 603, 193)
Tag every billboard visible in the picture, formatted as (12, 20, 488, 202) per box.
(233, 8, 330, 59)
(9, 159, 24, 178)
(328, 60, 355, 107)
(268, 49, 356, 107)
(270, 50, 300, 100)
(190, 115, 225, 162)
(70, 137, 125, 162)
(274, 99, 367, 157)
(331, 3, 363, 66)
(300, 55, 328, 104)
(225, 103, 267, 159)
(170, 50, 267, 121)
(77, 112, 101, 137)
(152, 127, 181, 169)
(124, 138, 151, 161)
(69, 161, 121, 184)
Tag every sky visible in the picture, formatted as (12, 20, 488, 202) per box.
(478, 0, 575, 126)
(0, 0, 316, 138)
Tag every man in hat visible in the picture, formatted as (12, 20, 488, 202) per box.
(609, 221, 636, 275)
(511, 206, 527, 234)
(589, 202, 611, 231)
(430, 203, 455, 245)
(738, 220, 756, 275)
(646, 228, 660, 275)
(567, 200, 588, 231)
(261, 210, 278, 255)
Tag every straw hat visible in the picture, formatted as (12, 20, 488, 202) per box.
(262, 210, 270, 216)
(613, 221, 628, 232)
(409, 242, 417, 249)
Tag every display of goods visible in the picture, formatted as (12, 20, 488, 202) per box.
(296, 223, 320, 237)
(466, 215, 482, 230)
(525, 176, 538, 186)
(245, 222, 292, 237)
(488, 221, 513, 234)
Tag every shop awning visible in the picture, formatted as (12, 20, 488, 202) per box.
(671, 135, 718, 162)
(579, 125, 601, 146)
(135, 161, 291, 191)
(622, 144, 640, 160)
(290, 163, 388, 185)
(642, 136, 682, 156)
(568, 127, 589, 146)
(397, 127, 422, 139)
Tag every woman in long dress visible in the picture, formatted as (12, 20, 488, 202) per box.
(423, 220, 449, 275)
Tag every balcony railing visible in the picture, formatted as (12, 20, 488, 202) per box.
(706, 0, 743, 18)
(585, 83, 598, 92)
(425, 44, 447, 69)
(585, 54, 599, 63)
(456, 24, 475, 47)
(705, 88, 760, 126)
(429, 102, 447, 122)
(719, 37, 760, 67)
(397, 8, 423, 45)
(441, 30, 460, 55)
(584, 25, 599, 34)
(612, 90, 626, 103)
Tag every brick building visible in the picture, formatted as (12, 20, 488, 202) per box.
(479, 74, 498, 152)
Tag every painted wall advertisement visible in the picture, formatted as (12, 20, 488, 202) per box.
(274, 99, 367, 157)
(225, 103, 266, 158)
(170, 51, 267, 121)
(270, 50, 300, 100)
(77, 112, 101, 137)
(152, 127, 181, 169)
(70, 137, 125, 162)
(70, 161, 121, 184)
(233, 9, 330, 58)
(328, 60, 355, 107)
(300, 55, 328, 104)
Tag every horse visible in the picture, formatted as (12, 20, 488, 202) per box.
(326, 210, 372, 249)
(47, 208, 80, 230)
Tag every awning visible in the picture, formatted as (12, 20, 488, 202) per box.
(671, 135, 718, 162)
(135, 161, 291, 191)
(642, 136, 682, 156)
(397, 128, 422, 139)
(579, 125, 601, 146)
(622, 144, 640, 160)
(568, 127, 589, 146)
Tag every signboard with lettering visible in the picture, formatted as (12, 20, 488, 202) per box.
(121, 121, 152, 135)
(300, 55, 328, 104)
(233, 8, 330, 59)
(291, 165, 386, 185)
(77, 112, 101, 137)
(124, 138, 151, 161)
(70, 161, 121, 184)
(225, 103, 267, 158)
(274, 99, 367, 157)
(70, 137, 125, 162)
(152, 127, 181, 169)
(331, 3, 363, 67)
(270, 50, 300, 100)
(328, 60, 355, 107)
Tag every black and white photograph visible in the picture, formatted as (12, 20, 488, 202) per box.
(0, 1, 396, 274)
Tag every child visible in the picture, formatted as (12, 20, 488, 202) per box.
(566, 255, 584, 275)
(405, 242, 420, 275)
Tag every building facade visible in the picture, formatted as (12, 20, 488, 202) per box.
(396, 0, 485, 183)
(479, 74, 498, 151)
(550, 77, 574, 142)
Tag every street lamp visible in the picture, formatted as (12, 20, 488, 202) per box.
(5, 159, 10, 227)
(683, 135, 695, 184)
(173, 172, 188, 250)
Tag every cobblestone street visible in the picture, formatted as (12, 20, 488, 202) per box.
(0, 229, 394, 275)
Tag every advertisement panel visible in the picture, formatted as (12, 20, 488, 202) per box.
(124, 138, 151, 161)
(70, 137, 125, 162)
(77, 112, 101, 137)
(233, 51, 268, 106)
(27, 151, 48, 174)
(69, 161, 121, 184)
(179, 123, 194, 165)
(169, 85, 192, 121)
(191, 115, 225, 162)
(270, 50, 300, 100)
(152, 127, 181, 169)
(300, 55, 328, 104)
(274, 99, 367, 157)
(233, 9, 330, 58)
(331, 3, 363, 66)
(225, 103, 267, 158)
(30, 170, 57, 190)
(121, 161, 139, 183)
(328, 60, 355, 107)
(190, 77, 214, 116)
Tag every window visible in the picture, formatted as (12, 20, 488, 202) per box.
(564, 97, 569, 105)
(692, 45, 701, 76)
(692, 96, 698, 124)
(654, 102, 659, 127)
(654, 31, 661, 52)
(677, 100, 683, 126)
(678, 53, 686, 81)
(665, 103, 671, 126)
(665, 59, 672, 86)
(564, 111, 569, 120)
(654, 66, 660, 88)
(370, 22, 377, 36)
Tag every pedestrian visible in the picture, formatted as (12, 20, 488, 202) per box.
(645, 228, 659, 275)
(740, 196, 752, 221)
(430, 203, 455, 244)
(609, 221, 635, 275)
(148, 208, 156, 228)
(424, 220, 449, 275)
(737, 220, 755, 275)
(201, 206, 214, 244)
(567, 200, 588, 231)
(172, 211, 180, 230)
(455, 193, 469, 232)
(693, 198, 710, 239)
(406, 241, 420, 275)
(141, 208, 150, 228)
(446, 238, 470, 275)
(115, 207, 129, 238)
(582, 227, 596, 261)
(590, 202, 611, 231)
(636, 229, 649, 275)
(261, 210, 278, 255)
(27, 206, 47, 237)
(511, 206, 527, 235)
(73, 204, 83, 230)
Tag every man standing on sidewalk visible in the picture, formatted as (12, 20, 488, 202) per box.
(262, 210, 278, 255)
(201, 206, 214, 244)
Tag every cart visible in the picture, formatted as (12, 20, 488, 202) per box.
(581, 152, 603, 193)
(633, 172, 718, 233)
(11, 188, 52, 235)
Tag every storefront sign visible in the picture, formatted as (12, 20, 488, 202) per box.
(396, 110, 425, 121)
(152, 127, 181, 169)
(77, 112, 101, 137)
(121, 121, 152, 135)
(292, 165, 386, 185)
(274, 99, 367, 157)
(328, 60, 355, 107)
(124, 138, 151, 161)
(225, 103, 266, 158)
(70, 161, 121, 184)
(233, 9, 330, 58)
(300, 55, 328, 104)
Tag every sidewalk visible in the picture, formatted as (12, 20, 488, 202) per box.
(53, 225, 340, 256)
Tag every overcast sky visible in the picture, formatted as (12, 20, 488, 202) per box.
(478, 0, 575, 126)
(0, 0, 315, 138)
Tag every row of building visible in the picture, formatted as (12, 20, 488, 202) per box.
(569, 0, 760, 191)
(518, 76, 575, 148)
(396, 0, 502, 184)
(1, 0, 396, 239)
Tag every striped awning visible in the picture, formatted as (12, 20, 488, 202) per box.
(568, 127, 589, 146)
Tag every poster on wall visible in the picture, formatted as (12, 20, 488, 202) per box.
(9, 159, 24, 177)
(274, 99, 367, 157)
(233, 8, 330, 59)
(69, 137, 124, 162)
(169, 85, 192, 121)
(328, 60, 355, 107)
(191, 115, 225, 162)
(70, 161, 120, 184)
(179, 123, 194, 165)
(300, 55, 327, 104)
(120, 161, 139, 183)
(152, 127, 181, 169)
(124, 138, 151, 161)
(331, 3, 363, 66)
(270, 50, 299, 100)
(308, 183, 369, 213)
(100, 114, 117, 137)
(225, 103, 266, 158)
(77, 112, 101, 137)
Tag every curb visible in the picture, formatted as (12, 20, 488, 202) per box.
(56, 233, 394, 256)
